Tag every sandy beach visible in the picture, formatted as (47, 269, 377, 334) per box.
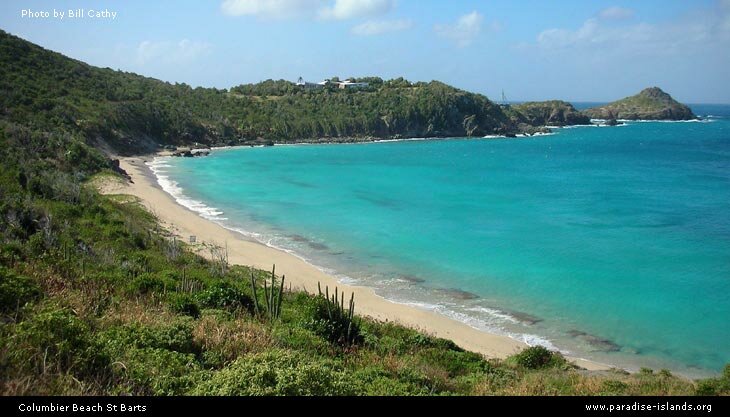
(98, 155, 610, 371)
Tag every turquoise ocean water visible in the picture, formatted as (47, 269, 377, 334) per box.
(151, 104, 730, 376)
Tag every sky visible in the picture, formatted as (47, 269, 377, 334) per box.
(1, 0, 729, 103)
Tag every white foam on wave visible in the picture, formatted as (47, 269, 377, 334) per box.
(396, 298, 567, 352)
(147, 157, 227, 222)
(368, 137, 429, 144)
(590, 118, 708, 124)
(518, 334, 561, 351)
(561, 124, 601, 129)
(399, 300, 442, 311)
(274, 137, 432, 147)
(483, 132, 557, 139)
(623, 119, 705, 123)
(241, 229, 360, 286)
(439, 307, 515, 331)
(466, 306, 520, 324)
(149, 158, 357, 284)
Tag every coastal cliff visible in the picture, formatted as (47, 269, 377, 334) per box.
(582, 87, 695, 121)
(509, 100, 591, 127)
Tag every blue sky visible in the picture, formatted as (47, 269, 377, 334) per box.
(2, 0, 729, 103)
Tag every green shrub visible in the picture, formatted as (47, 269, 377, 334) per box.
(99, 319, 197, 354)
(359, 320, 451, 354)
(8, 306, 106, 374)
(351, 366, 429, 395)
(96, 319, 204, 394)
(64, 141, 107, 174)
(198, 308, 234, 322)
(696, 378, 723, 396)
(272, 326, 330, 355)
(695, 365, 730, 395)
(28, 232, 47, 256)
(111, 347, 205, 395)
(156, 270, 181, 282)
(417, 348, 492, 377)
(394, 365, 446, 393)
(0, 242, 24, 265)
(407, 332, 460, 350)
(191, 350, 359, 395)
(196, 281, 252, 312)
(127, 272, 170, 295)
(201, 349, 226, 369)
(280, 292, 318, 323)
(510, 346, 565, 370)
(0, 266, 41, 313)
(301, 294, 362, 346)
(601, 379, 629, 395)
(168, 293, 200, 318)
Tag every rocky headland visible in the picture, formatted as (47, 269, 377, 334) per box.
(582, 87, 695, 121)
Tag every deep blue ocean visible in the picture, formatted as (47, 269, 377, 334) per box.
(152, 104, 730, 376)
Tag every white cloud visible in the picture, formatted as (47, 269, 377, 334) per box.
(536, 2, 730, 54)
(136, 40, 211, 66)
(220, 0, 325, 19)
(319, 0, 394, 20)
(530, 0, 730, 100)
(220, 0, 392, 20)
(598, 6, 634, 20)
(351, 19, 412, 36)
(434, 11, 484, 48)
(536, 18, 601, 49)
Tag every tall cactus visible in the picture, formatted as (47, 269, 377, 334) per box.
(317, 282, 358, 346)
(251, 265, 285, 321)
(249, 270, 260, 317)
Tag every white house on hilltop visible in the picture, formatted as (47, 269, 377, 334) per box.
(296, 77, 369, 90)
(337, 80, 369, 89)
(296, 77, 325, 90)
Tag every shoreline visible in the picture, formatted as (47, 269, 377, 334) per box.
(98, 154, 612, 372)
(191, 119, 707, 152)
(172, 130, 560, 154)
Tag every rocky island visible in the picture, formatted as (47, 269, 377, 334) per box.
(582, 87, 695, 121)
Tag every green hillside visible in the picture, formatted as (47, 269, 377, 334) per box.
(0, 30, 529, 155)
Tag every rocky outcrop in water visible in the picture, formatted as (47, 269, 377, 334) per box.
(582, 87, 695, 121)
